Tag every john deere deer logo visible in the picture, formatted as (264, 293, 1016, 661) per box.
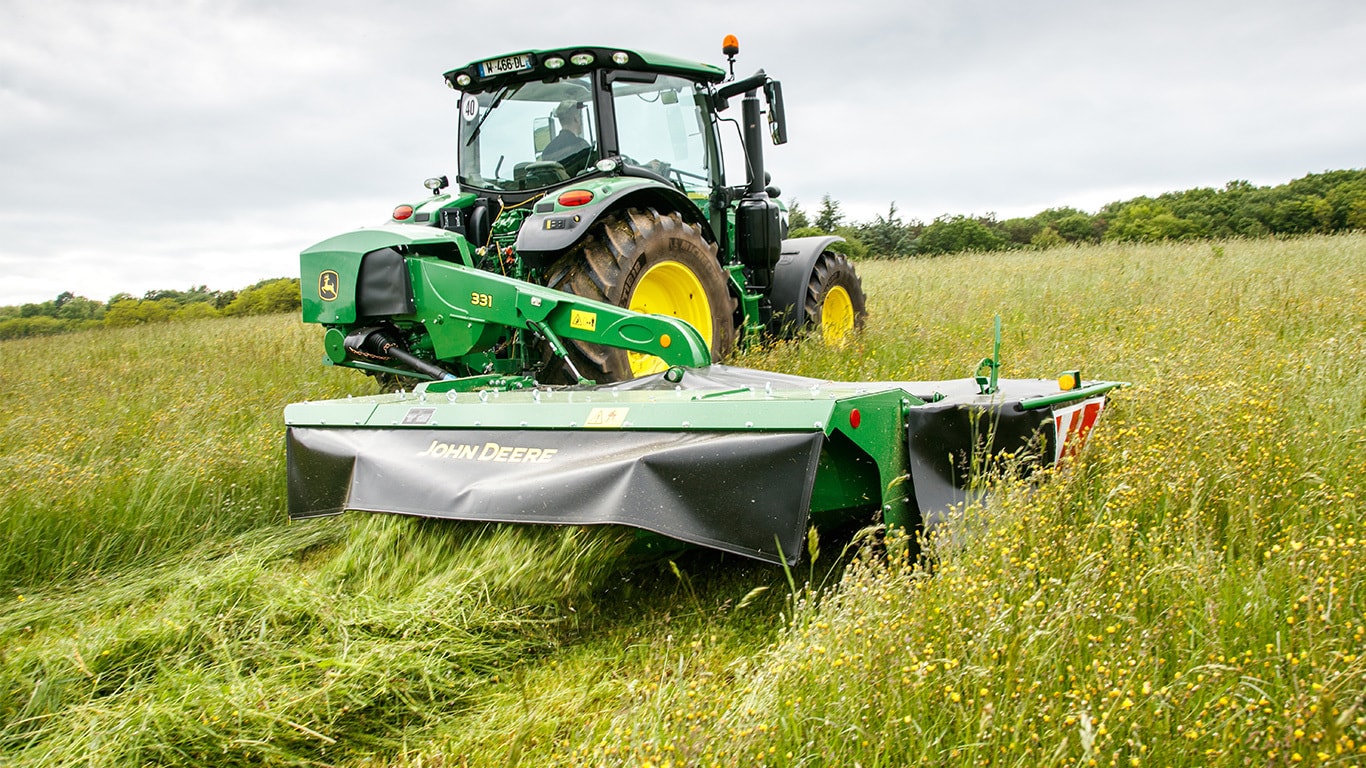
(318, 270, 339, 301)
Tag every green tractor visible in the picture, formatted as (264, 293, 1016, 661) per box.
(288, 39, 1123, 566)
(301, 38, 865, 386)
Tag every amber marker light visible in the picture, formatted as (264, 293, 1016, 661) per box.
(1058, 370, 1081, 391)
(392, 205, 414, 221)
(659, 334, 672, 348)
(557, 189, 594, 207)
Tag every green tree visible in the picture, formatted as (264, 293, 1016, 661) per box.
(1030, 226, 1067, 250)
(172, 302, 222, 321)
(1271, 195, 1333, 234)
(222, 278, 301, 316)
(785, 199, 810, 230)
(861, 202, 912, 257)
(1325, 182, 1366, 230)
(56, 296, 104, 321)
(105, 299, 173, 327)
(1053, 213, 1099, 243)
(814, 194, 844, 232)
(19, 301, 56, 318)
(1103, 201, 1203, 242)
(1000, 217, 1041, 246)
(0, 316, 77, 339)
(1347, 199, 1366, 230)
(915, 215, 1007, 255)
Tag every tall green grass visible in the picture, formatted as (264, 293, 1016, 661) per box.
(0, 315, 367, 587)
(0, 234, 1362, 766)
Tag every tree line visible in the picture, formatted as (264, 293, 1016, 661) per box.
(0, 278, 301, 340)
(788, 168, 1366, 258)
(5, 169, 1363, 341)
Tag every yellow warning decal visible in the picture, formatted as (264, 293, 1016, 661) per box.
(570, 309, 597, 332)
(585, 407, 629, 428)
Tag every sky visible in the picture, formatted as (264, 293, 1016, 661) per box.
(2, 0, 1363, 306)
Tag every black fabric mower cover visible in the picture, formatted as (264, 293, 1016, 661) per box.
(904, 402, 1056, 529)
(287, 427, 824, 565)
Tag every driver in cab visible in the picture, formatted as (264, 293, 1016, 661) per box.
(542, 100, 591, 174)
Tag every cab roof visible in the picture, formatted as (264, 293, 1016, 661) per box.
(444, 46, 728, 93)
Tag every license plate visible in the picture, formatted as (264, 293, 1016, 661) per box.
(478, 54, 532, 78)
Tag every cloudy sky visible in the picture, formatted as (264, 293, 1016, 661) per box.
(2, 0, 1363, 306)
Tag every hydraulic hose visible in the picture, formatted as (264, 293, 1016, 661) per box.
(345, 327, 458, 382)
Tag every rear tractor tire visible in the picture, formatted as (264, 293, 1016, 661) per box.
(544, 207, 737, 383)
(802, 250, 867, 345)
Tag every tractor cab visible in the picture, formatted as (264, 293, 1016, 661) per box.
(440, 44, 799, 329)
(447, 47, 734, 200)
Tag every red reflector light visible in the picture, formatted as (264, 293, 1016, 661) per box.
(392, 205, 414, 220)
(849, 408, 861, 429)
(557, 189, 594, 207)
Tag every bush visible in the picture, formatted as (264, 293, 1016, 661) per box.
(172, 302, 222, 321)
(1271, 195, 1334, 234)
(1053, 212, 1100, 243)
(222, 278, 301, 316)
(104, 298, 177, 327)
(1104, 201, 1204, 242)
(915, 215, 1007, 255)
(788, 226, 870, 260)
(1030, 226, 1067, 250)
(858, 203, 914, 257)
(0, 316, 83, 340)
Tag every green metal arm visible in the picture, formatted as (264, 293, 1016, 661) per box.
(409, 257, 712, 369)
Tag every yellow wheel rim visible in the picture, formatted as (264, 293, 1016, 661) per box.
(627, 261, 713, 377)
(821, 285, 855, 345)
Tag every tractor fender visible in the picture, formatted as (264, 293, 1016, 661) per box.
(768, 235, 845, 336)
(514, 177, 714, 267)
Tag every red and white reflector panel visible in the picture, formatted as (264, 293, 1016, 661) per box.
(1053, 395, 1106, 463)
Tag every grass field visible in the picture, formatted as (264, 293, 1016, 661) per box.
(1, 234, 1362, 766)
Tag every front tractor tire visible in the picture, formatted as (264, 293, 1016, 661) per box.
(803, 250, 867, 344)
(544, 207, 737, 383)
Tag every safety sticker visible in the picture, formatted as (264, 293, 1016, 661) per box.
(402, 407, 436, 426)
(585, 407, 629, 428)
(570, 309, 597, 331)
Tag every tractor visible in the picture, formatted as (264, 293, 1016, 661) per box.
(300, 37, 864, 387)
(288, 39, 1123, 566)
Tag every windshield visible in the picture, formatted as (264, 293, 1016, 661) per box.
(458, 78, 598, 191)
(611, 74, 714, 193)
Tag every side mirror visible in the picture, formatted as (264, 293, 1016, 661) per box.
(764, 80, 787, 145)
